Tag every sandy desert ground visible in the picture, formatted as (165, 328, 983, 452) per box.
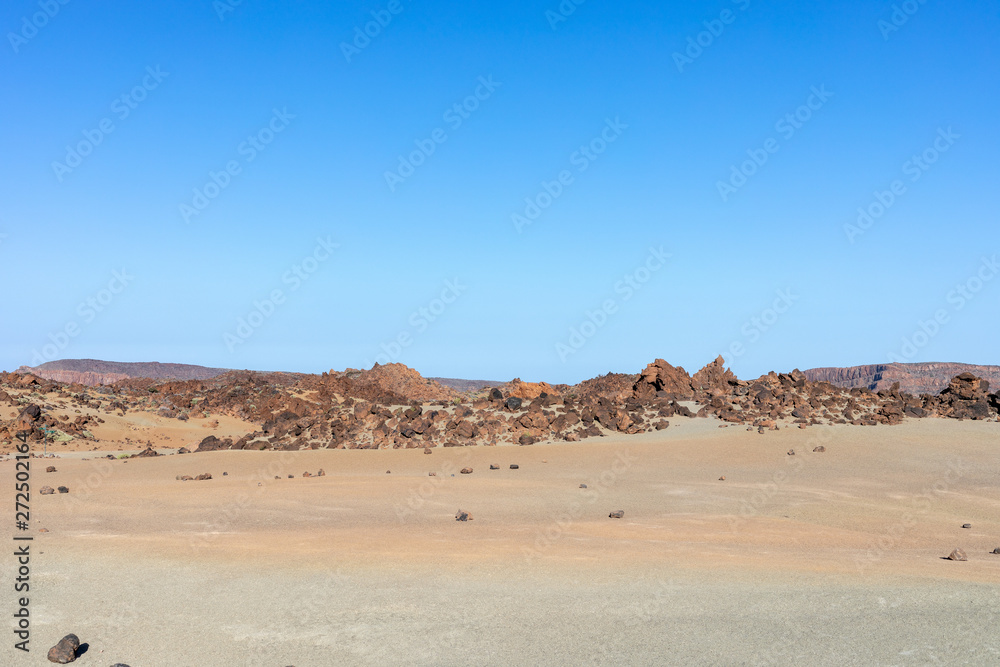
(3, 416, 999, 666)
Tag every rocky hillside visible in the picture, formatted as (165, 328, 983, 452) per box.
(2, 358, 997, 453)
(20, 359, 231, 387)
(803, 362, 1000, 395)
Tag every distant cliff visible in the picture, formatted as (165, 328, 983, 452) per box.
(18, 359, 231, 387)
(804, 362, 1000, 395)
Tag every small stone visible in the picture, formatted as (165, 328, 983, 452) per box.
(275, 476, 280, 480)
(46, 466, 56, 472)
(424, 447, 432, 454)
(787, 450, 795, 456)
(455, 510, 471, 521)
(40, 486, 55, 495)
(990, 547, 1000, 555)
(317, 469, 326, 476)
(813, 446, 825, 453)
(460, 467, 473, 474)
(946, 548, 967, 561)
(489, 464, 499, 470)
(608, 510, 624, 519)
(223, 472, 228, 476)
(46, 633, 80, 663)
(509, 464, 519, 469)
(195, 473, 211, 481)
(386, 470, 391, 474)
(39, 528, 49, 533)
(428, 472, 436, 476)
(719, 476, 726, 481)
(961, 523, 971, 529)
(302, 472, 312, 478)
(288, 474, 294, 479)
(579, 483, 587, 488)
(57, 486, 69, 494)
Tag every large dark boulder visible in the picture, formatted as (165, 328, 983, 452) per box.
(504, 397, 523, 411)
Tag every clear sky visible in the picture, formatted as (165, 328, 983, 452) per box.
(2, 0, 997, 383)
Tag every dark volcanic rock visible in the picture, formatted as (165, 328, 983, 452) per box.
(608, 510, 624, 519)
(57, 486, 69, 493)
(46, 633, 80, 663)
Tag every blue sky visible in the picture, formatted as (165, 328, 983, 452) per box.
(2, 0, 997, 383)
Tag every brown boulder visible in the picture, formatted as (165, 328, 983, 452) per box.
(39, 486, 55, 495)
(47, 633, 80, 663)
(690, 356, 738, 398)
(633, 359, 694, 400)
(460, 467, 473, 474)
(946, 548, 967, 561)
(608, 510, 624, 519)
(46, 466, 57, 472)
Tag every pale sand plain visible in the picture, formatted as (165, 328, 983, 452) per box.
(2, 417, 999, 665)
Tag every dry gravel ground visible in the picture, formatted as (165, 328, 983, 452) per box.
(2, 417, 998, 666)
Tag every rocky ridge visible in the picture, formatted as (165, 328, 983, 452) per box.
(1, 357, 997, 452)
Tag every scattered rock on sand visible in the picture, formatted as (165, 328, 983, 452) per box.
(177, 447, 190, 454)
(787, 450, 795, 456)
(813, 446, 825, 453)
(317, 469, 326, 476)
(176, 475, 193, 481)
(46, 633, 80, 663)
(455, 509, 472, 521)
(719, 476, 726, 481)
(195, 473, 212, 481)
(510, 464, 519, 469)
(609, 510, 624, 519)
(303, 472, 312, 478)
(946, 548, 968, 561)
(962, 523, 971, 529)
(429, 472, 436, 476)
(991, 547, 1000, 554)
(46, 466, 56, 472)
(423, 447, 432, 454)
(580, 483, 587, 488)
(489, 464, 499, 470)
(460, 467, 473, 474)
(39, 486, 55, 495)
(57, 486, 69, 493)
(39, 528, 48, 533)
